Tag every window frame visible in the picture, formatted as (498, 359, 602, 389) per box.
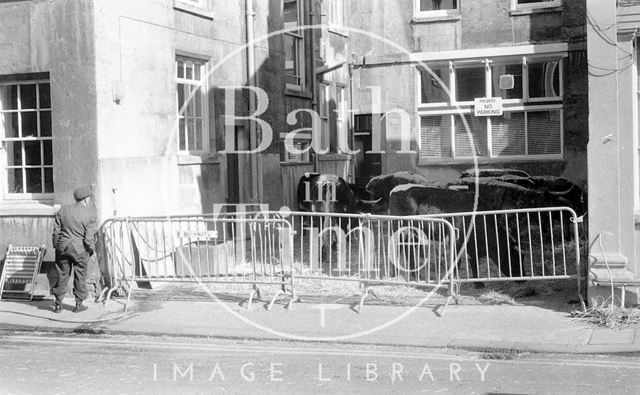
(318, 82, 331, 152)
(176, 0, 205, 8)
(335, 84, 348, 153)
(413, 0, 460, 19)
(510, 0, 561, 11)
(176, 56, 210, 155)
(0, 78, 54, 201)
(283, 140, 312, 163)
(416, 54, 565, 163)
(284, 0, 305, 91)
(326, 0, 344, 28)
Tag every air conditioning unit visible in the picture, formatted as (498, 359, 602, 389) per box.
(499, 74, 515, 90)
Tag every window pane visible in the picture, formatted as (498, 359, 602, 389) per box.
(284, 0, 299, 28)
(420, 0, 457, 11)
(25, 168, 42, 193)
(456, 66, 485, 102)
(491, 112, 526, 156)
(44, 168, 53, 193)
(195, 119, 203, 150)
(527, 110, 561, 155)
(185, 62, 193, 80)
(420, 67, 450, 104)
(24, 140, 41, 165)
(2, 112, 19, 138)
(195, 91, 203, 117)
(194, 63, 201, 80)
(186, 86, 196, 117)
(187, 119, 195, 150)
(492, 63, 523, 100)
(6, 141, 22, 166)
(420, 115, 452, 158)
(40, 111, 52, 137)
(177, 83, 185, 112)
(177, 60, 185, 78)
(528, 61, 560, 99)
(8, 168, 23, 193)
(319, 85, 328, 117)
(20, 84, 37, 109)
(39, 83, 51, 108)
(454, 114, 487, 157)
(43, 140, 52, 165)
(284, 35, 298, 77)
(179, 118, 186, 150)
(21, 111, 37, 137)
(0, 85, 18, 110)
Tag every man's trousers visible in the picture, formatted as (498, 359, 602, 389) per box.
(52, 244, 89, 304)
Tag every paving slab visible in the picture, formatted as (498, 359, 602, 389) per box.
(0, 296, 638, 354)
(589, 328, 635, 345)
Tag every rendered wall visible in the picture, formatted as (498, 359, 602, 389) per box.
(586, 0, 640, 306)
(0, 0, 98, 262)
(92, 0, 247, 218)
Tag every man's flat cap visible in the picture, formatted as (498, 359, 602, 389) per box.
(73, 185, 93, 201)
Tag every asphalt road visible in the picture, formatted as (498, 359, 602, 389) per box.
(1, 333, 639, 394)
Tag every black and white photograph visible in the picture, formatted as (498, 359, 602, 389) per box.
(1, 0, 639, 393)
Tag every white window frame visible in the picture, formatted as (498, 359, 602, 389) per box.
(416, 53, 565, 163)
(326, 0, 344, 28)
(285, 0, 305, 90)
(0, 79, 53, 201)
(284, 140, 312, 163)
(177, 0, 205, 8)
(413, 0, 460, 18)
(335, 84, 348, 153)
(176, 56, 210, 155)
(510, 0, 561, 11)
(318, 82, 330, 152)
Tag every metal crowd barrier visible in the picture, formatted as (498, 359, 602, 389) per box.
(98, 214, 295, 310)
(271, 211, 459, 312)
(97, 206, 584, 312)
(424, 207, 585, 305)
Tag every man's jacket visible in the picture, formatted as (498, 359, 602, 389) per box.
(52, 202, 97, 255)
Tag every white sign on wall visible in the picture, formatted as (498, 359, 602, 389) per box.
(474, 97, 503, 116)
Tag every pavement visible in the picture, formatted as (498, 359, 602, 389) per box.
(1, 284, 639, 354)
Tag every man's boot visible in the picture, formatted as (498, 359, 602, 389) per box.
(53, 303, 62, 313)
(73, 301, 88, 313)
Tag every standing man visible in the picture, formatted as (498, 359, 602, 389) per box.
(51, 185, 97, 313)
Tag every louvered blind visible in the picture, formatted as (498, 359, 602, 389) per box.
(454, 114, 487, 157)
(528, 110, 562, 155)
(420, 115, 452, 159)
(491, 112, 526, 157)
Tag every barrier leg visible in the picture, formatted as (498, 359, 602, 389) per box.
(247, 287, 261, 311)
(358, 286, 373, 314)
(105, 287, 117, 305)
(267, 290, 285, 310)
(97, 286, 109, 303)
(286, 294, 296, 310)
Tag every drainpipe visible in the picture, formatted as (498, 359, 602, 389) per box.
(246, 0, 260, 203)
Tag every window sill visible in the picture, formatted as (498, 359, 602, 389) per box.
(411, 13, 461, 24)
(0, 201, 59, 216)
(418, 156, 564, 166)
(510, 6, 563, 16)
(284, 88, 313, 99)
(328, 26, 349, 38)
(280, 161, 313, 167)
(317, 153, 352, 161)
(173, 2, 214, 20)
(177, 153, 222, 165)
